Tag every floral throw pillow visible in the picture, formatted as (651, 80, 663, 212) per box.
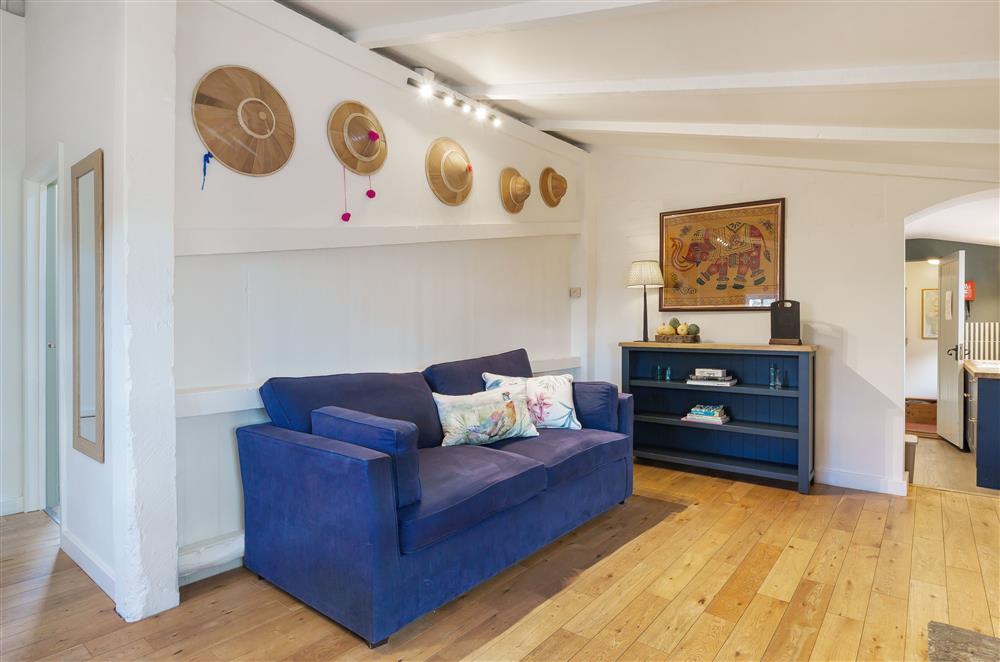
(433, 385, 538, 447)
(483, 373, 582, 430)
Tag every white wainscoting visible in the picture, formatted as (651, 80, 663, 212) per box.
(176, 356, 582, 418)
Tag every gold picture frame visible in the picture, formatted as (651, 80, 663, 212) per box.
(72, 149, 105, 463)
(660, 199, 785, 311)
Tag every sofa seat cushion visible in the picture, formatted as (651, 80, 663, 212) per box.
(398, 446, 545, 553)
(488, 428, 630, 487)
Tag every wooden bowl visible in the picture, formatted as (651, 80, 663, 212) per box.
(654, 334, 700, 343)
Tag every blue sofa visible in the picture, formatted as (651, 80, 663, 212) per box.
(236, 349, 634, 647)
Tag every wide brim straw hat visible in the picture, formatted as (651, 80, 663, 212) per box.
(499, 167, 531, 213)
(328, 100, 388, 175)
(426, 137, 473, 206)
(192, 65, 294, 176)
(539, 167, 568, 207)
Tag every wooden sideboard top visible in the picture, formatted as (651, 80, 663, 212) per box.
(619, 341, 818, 353)
(965, 360, 1000, 379)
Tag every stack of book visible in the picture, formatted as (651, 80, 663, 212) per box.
(686, 368, 737, 387)
(682, 404, 730, 425)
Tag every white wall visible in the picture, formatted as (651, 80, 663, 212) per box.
(586, 147, 992, 495)
(173, 1, 587, 578)
(25, 0, 121, 594)
(905, 261, 939, 399)
(25, 0, 179, 619)
(1, 10, 26, 517)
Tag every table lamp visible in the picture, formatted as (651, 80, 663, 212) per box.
(627, 260, 664, 342)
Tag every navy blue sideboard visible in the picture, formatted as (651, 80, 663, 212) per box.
(620, 342, 816, 493)
(965, 362, 999, 490)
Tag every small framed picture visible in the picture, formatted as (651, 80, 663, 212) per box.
(921, 288, 940, 339)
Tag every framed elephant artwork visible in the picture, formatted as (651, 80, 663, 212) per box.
(659, 198, 785, 311)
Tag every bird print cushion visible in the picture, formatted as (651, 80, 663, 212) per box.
(482, 373, 582, 430)
(433, 385, 538, 447)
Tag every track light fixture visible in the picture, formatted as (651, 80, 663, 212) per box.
(407, 73, 504, 129)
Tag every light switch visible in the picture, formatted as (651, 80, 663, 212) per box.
(569, 287, 582, 299)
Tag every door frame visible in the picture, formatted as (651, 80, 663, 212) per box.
(22, 143, 67, 515)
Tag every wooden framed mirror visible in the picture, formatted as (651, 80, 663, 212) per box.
(72, 149, 105, 462)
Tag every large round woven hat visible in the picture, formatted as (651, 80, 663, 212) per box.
(499, 167, 531, 214)
(539, 167, 568, 207)
(192, 65, 294, 176)
(328, 101, 387, 175)
(426, 138, 473, 206)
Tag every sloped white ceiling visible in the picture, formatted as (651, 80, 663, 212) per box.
(285, 0, 1000, 173)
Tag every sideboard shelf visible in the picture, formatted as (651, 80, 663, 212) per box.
(633, 412, 799, 439)
(621, 342, 816, 493)
(629, 379, 800, 398)
(633, 447, 799, 483)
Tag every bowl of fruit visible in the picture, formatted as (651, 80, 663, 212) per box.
(655, 318, 701, 343)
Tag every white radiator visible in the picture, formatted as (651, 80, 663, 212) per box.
(966, 321, 1000, 360)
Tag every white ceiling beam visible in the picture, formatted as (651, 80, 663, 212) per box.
(462, 61, 1000, 99)
(345, 0, 662, 49)
(528, 120, 1000, 144)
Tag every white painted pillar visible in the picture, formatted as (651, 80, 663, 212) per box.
(110, 0, 179, 621)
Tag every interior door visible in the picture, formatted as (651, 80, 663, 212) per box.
(937, 251, 966, 448)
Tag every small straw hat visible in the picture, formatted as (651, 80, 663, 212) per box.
(426, 138, 473, 206)
(539, 167, 568, 207)
(192, 65, 295, 176)
(327, 100, 387, 175)
(499, 167, 531, 213)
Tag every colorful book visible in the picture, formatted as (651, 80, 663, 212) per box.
(688, 404, 726, 417)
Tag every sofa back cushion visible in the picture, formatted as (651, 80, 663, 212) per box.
(422, 348, 532, 395)
(260, 372, 444, 448)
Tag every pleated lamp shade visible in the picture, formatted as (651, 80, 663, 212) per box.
(627, 260, 664, 288)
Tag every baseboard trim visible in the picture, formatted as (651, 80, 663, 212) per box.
(61, 528, 116, 599)
(179, 532, 244, 584)
(816, 467, 908, 496)
(1, 496, 24, 516)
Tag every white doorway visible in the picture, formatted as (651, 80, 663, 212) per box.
(42, 181, 61, 521)
(903, 189, 1000, 496)
(22, 152, 67, 520)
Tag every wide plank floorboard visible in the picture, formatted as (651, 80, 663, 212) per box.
(2, 466, 998, 661)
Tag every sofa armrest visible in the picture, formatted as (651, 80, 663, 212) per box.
(311, 405, 421, 508)
(236, 424, 401, 643)
(617, 393, 634, 437)
(573, 381, 620, 431)
(618, 393, 635, 498)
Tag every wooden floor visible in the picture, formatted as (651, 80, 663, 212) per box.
(912, 434, 1000, 497)
(2, 463, 998, 661)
